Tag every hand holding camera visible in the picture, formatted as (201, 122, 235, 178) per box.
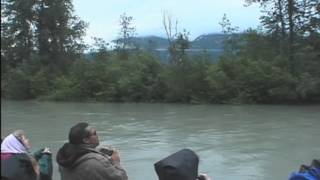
(99, 146, 114, 156)
(42, 147, 51, 154)
(111, 150, 121, 163)
(99, 145, 121, 163)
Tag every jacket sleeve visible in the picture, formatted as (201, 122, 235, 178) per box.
(90, 155, 128, 180)
(33, 149, 53, 178)
(33, 149, 44, 160)
(38, 153, 53, 177)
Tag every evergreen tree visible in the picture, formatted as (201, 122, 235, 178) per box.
(1, 0, 36, 68)
(245, 0, 319, 73)
(162, 12, 190, 65)
(115, 13, 136, 60)
(36, 0, 87, 71)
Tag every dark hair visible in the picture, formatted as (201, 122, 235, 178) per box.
(68, 122, 90, 145)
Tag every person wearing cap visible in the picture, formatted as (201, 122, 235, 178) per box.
(1, 130, 53, 180)
(154, 148, 212, 180)
(56, 122, 128, 180)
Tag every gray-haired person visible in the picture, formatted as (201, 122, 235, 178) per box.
(1, 130, 52, 180)
(56, 122, 128, 180)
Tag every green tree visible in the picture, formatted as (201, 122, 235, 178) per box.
(1, 0, 87, 100)
(90, 37, 109, 61)
(115, 13, 136, 60)
(1, 0, 36, 68)
(245, 0, 319, 73)
(6, 68, 32, 99)
(219, 14, 242, 58)
(162, 12, 191, 65)
(36, 0, 87, 72)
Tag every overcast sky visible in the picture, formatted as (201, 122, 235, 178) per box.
(73, 0, 262, 44)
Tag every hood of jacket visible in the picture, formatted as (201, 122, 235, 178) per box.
(154, 149, 199, 180)
(56, 143, 96, 169)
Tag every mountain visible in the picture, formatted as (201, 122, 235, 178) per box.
(128, 33, 227, 50)
(191, 33, 226, 49)
(107, 33, 227, 62)
(113, 33, 227, 50)
(131, 36, 169, 49)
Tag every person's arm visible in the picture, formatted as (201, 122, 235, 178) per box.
(33, 148, 45, 160)
(110, 150, 121, 163)
(34, 148, 53, 180)
(39, 153, 53, 177)
(92, 153, 128, 180)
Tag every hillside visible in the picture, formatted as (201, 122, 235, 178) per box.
(131, 36, 169, 49)
(191, 33, 226, 49)
(113, 33, 227, 50)
(104, 33, 228, 62)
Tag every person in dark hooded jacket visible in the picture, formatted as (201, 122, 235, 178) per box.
(154, 149, 211, 180)
(56, 122, 127, 180)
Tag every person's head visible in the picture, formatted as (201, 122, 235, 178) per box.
(68, 122, 99, 147)
(1, 129, 31, 153)
(13, 129, 31, 149)
(154, 149, 199, 180)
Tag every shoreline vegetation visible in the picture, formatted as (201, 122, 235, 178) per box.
(1, 0, 320, 104)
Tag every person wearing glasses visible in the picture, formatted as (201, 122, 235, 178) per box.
(56, 122, 127, 180)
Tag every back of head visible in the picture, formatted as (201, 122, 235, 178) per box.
(68, 122, 90, 145)
(154, 149, 199, 180)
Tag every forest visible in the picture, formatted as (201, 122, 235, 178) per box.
(1, 0, 319, 104)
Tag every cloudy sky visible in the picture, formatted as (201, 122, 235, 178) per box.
(73, 0, 262, 44)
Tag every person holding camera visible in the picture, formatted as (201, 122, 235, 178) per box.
(56, 122, 127, 180)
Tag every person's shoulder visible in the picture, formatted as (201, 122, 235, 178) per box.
(78, 152, 110, 164)
(74, 152, 113, 171)
(85, 151, 107, 158)
(1, 153, 30, 163)
(8, 153, 30, 161)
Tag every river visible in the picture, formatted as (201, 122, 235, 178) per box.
(1, 100, 319, 180)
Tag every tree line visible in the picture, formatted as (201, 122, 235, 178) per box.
(1, 0, 319, 103)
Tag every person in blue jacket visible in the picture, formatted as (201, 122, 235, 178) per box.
(289, 159, 320, 180)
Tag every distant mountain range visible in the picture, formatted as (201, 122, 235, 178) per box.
(191, 33, 226, 49)
(114, 33, 227, 50)
(131, 33, 227, 61)
(86, 33, 227, 62)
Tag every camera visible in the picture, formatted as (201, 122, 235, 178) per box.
(99, 147, 114, 156)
